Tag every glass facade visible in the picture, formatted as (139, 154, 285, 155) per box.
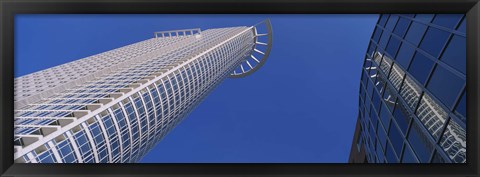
(353, 14, 466, 163)
(14, 21, 272, 163)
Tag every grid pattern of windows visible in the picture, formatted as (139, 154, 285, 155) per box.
(357, 14, 466, 163)
(14, 23, 272, 163)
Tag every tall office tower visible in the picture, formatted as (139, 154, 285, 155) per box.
(13, 20, 272, 163)
(349, 14, 466, 163)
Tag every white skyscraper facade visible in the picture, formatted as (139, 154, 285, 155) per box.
(13, 20, 272, 163)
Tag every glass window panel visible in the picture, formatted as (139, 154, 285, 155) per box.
(385, 15, 399, 31)
(393, 17, 411, 37)
(395, 42, 415, 70)
(427, 65, 465, 108)
(385, 142, 399, 163)
(419, 27, 451, 57)
(400, 75, 422, 111)
(379, 30, 391, 50)
(376, 145, 385, 162)
(402, 144, 419, 163)
(408, 52, 434, 84)
(379, 56, 393, 75)
(457, 18, 466, 33)
(377, 124, 388, 151)
(439, 119, 466, 163)
(402, 14, 415, 18)
(408, 122, 434, 163)
(379, 14, 389, 27)
(389, 122, 404, 155)
(388, 63, 405, 91)
(393, 102, 411, 135)
(415, 93, 449, 140)
(432, 14, 463, 29)
(440, 35, 466, 74)
(382, 88, 397, 112)
(379, 103, 391, 129)
(455, 91, 466, 123)
(367, 42, 377, 57)
(405, 22, 428, 47)
(385, 36, 401, 57)
(415, 14, 434, 23)
(372, 27, 383, 42)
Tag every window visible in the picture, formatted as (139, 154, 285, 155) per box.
(415, 14, 434, 23)
(367, 42, 377, 57)
(393, 17, 411, 37)
(393, 103, 410, 135)
(408, 52, 434, 85)
(385, 142, 399, 163)
(407, 122, 434, 163)
(378, 103, 390, 128)
(439, 119, 466, 163)
(385, 36, 401, 57)
(419, 27, 451, 57)
(379, 30, 391, 50)
(378, 14, 389, 27)
(394, 43, 415, 70)
(372, 28, 382, 42)
(377, 123, 388, 151)
(388, 122, 404, 155)
(440, 35, 466, 74)
(385, 15, 399, 31)
(432, 14, 463, 29)
(405, 22, 428, 47)
(427, 65, 465, 108)
(402, 144, 419, 163)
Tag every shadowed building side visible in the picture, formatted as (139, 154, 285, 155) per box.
(350, 14, 466, 163)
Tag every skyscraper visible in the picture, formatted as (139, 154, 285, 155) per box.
(13, 20, 272, 163)
(350, 14, 466, 163)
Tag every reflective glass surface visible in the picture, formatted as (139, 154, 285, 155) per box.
(419, 27, 450, 57)
(440, 35, 466, 74)
(427, 65, 464, 108)
(408, 52, 434, 84)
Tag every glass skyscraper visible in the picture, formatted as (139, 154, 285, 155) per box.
(350, 14, 466, 163)
(13, 20, 272, 163)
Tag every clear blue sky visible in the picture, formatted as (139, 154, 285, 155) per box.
(15, 14, 378, 163)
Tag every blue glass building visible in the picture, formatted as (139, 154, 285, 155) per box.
(350, 14, 466, 163)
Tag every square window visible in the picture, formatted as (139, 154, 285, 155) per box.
(407, 122, 434, 163)
(419, 27, 451, 57)
(408, 52, 435, 85)
(405, 22, 428, 47)
(378, 14, 389, 27)
(372, 27, 383, 42)
(379, 30, 391, 50)
(439, 119, 466, 163)
(402, 144, 419, 163)
(385, 15, 399, 31)
(427, 65, 465, 108)
(385, 36, 401, 57)
(395, 43, 415, 70)
(432, 14, 463, 29)
(393, 103, 411, 135)
(440, 35, 466, 74)
(388, 122, 404, 156)
(399, 75, 422, 111)
(415, 14, 434, 23)
(393, 17, 411, 38)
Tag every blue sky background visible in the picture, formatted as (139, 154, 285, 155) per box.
(15, 14, 378, 163)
